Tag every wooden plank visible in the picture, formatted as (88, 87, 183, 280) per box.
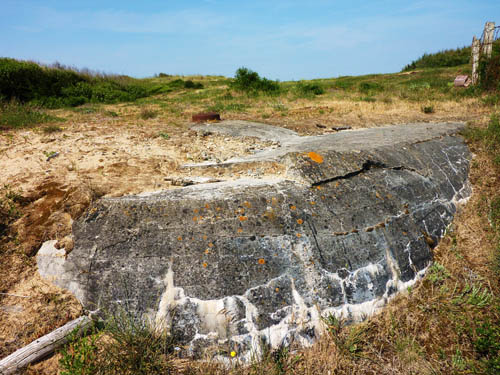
(0, 316, 91, 375)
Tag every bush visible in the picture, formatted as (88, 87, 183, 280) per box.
(296, 82, 324, 97)
(232, 67, 280, 94)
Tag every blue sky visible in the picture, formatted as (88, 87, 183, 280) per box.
(1, 1, 499, 80)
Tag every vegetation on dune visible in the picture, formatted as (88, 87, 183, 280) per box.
(402, 45, 472, 71)
(232, 67, 281, 95)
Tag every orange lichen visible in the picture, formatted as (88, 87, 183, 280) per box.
(297, 219, 303, 225)
(237, 228, 243, 233)
(177, 236, 182, 241)
(316, 186, 322, 190)
(208, 242, 214, 248)
(205, 203, 210, 209)
(290, 205, 296, 211)
(271, 197, 278, 206)
(296, 233, 302, 238)
(193, 216, 198, 222)
(202, 235, 208, 240)
(244, 201, 252, 208)
(307, 151, 324, 163)
(258, 258, 266, 265)
(310, 201, 316, 205)
(194, 209, 199, 214)
(239, 216, 248, 222)
(275, 288, 280, 292)
(202, 262, 208, 268)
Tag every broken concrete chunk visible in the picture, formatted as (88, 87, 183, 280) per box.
(37, 122, 471, 362)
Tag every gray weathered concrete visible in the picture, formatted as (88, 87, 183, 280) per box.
(38, 122, 471, 362)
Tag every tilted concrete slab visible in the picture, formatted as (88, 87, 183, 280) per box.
(38, 122, 471, 362)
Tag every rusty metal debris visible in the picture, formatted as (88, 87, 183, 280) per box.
(192, 112, 221, 123)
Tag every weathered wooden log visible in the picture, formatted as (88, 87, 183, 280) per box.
(0, 316, 91, 375)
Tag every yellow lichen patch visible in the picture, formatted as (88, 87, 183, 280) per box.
(205, 249, 210, 254)
(230, 351, 237, 358)
(208, 242, 214, 248)
(239, 216, 248, 222)
(243, 201, 252, 208)
(297, 218, 303, 225)
(194, 209, 199, 214)
(307, 151, 324, 163)
(375, 191, 383, 200)
(216, 206, 221, 211)
(271, 197, 278, 206)
(275, 288, 280, 292)
(258, 258, 266, 265)
(193, 216, 198, 222)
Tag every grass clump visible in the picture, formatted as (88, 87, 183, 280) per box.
(139, 108, 158, 120)
(232, 67, 280, 95)
(60, 313, 176, 375)
(0, 101, 62, 129)
(463, 114, 500, 164)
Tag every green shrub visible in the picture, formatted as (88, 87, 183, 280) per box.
(295, 82, 324, 97)
(232, 67, 280, 95)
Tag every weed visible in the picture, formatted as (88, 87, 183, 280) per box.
(158, 132, 170, 140)
(475, 321, 500, 374)
(427, 262, 450, 284)
(421, 105, 435, 114)
(59, 326, 100, 375)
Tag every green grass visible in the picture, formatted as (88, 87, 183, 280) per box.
(0, 101, 62, 129)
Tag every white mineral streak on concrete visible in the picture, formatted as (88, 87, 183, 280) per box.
(155, 263, 176, 332)
(197, 299, 228, 338)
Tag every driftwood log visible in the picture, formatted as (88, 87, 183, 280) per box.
(0, 316, 91, 375)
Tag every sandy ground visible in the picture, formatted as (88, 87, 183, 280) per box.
(0, 96, 494, 373)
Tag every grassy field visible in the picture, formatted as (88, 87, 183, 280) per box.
(0, 53, 499, 374)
